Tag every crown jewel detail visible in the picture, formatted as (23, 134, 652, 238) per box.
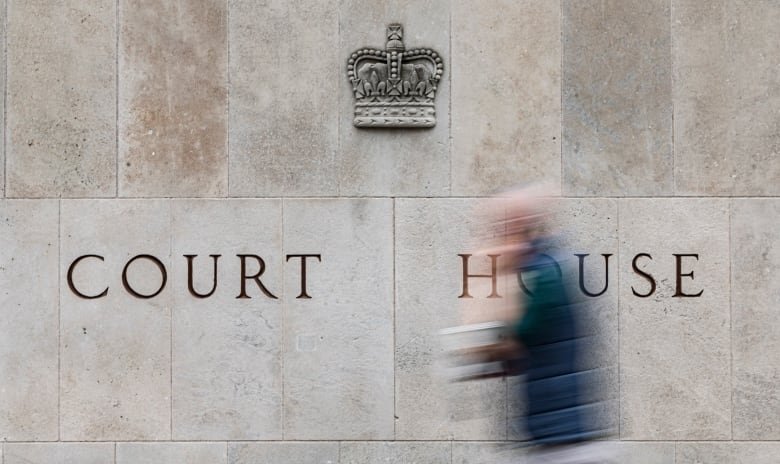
(347, 24, 444, 128)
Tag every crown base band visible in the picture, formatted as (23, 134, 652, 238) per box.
(354, 116, 436, 128)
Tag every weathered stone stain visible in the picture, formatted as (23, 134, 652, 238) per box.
(119, 0, 227, 197)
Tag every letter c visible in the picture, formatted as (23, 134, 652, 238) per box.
(67, 254, 108, 299)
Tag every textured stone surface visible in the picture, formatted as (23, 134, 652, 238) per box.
(119, 0, 227, 197)
(340, 442, 451, 464)
(116, 442, 226, 464)
(451, 0, 560, 196)
(5, 443, 114, 464)
(7, 0, 116, 197)
(452, 442, 527, 464)
(229, 0, 339, 197)
(0, 201, 59, 440)
(673, 1, 780, 195)
(171, 200, 282, 439)
(563, 0, 672, 196)
(731, 199, 780, 439)
(338, 0, 450, 196)
(229, 442, 339, 464)
(396, 198, 507, 440)
(283, 199, 394, 439)
(677, 442, 780, 464)
(611, 442, 675, 464)
(0, 5, 5, 197)
(60, 200, 171, 440)
(619, 199, 730, 440)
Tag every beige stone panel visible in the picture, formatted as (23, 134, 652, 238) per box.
(0, 200, 58, 440)
(678, 442, 780, 464)
(119, 0, 227, 197)
(339, 0, 450, 196)
(731, 199, 780, 438)
(452, 442, 527, 464)
(562, 0, 672, 196)
(619, 199, 730, 440)
(229, 442, 339, 464)
(117, 442, 225, 464)
(673, 1, 780, 195)
(0, 5, 5, 197)
(451, 0, 560, 196)
(340, 442, 451, 464)
(611, 442, 675, 464)
(60, 200, 171, 440)
(7, 0, 116, 198)
(396, 198, 508, 440)
(282, 199, 394, 439)
(171, 200, 282, 440)
(5, 443, 114, 464)
(229, 0, 339, 197)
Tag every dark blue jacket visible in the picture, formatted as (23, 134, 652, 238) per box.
(513, 245, 607, 445)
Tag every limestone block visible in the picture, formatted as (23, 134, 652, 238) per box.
(731, 199, 780, 438)
(0, 6, 5, 197)
(0, 200, 58, 440)
(119, 0, 228, 197)
(562, 0, 672, 196)
(673, 1, 780, 195)
(611, 442, 675, 464)
(116, 442, 226, 464)
(677, 442, 780, 464)
(396, 198, 508, 440)
(451, 0, 560, 196)
(171, 200, 282, 440)
(619, 199, 730, 439)
(229, 0, 339, 196)
(340, 442, 451, 464)
(339, 0, 450, 196)
(282, 199, 394, 439)
(7, 0, 115, 198)
(228, 442, 339, 464)
(452, 442, 528, 464)
(5, 443, 114, 464)
(60, 200, 171, 440)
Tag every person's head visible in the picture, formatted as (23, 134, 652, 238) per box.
(500, 183, 557, 262)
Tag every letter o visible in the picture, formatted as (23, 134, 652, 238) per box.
(122, 254, 167, 299)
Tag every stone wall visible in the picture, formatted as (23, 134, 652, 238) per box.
(1, 1, 779, 463)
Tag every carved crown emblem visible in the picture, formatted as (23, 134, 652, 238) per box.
(347, 24, 444, 128)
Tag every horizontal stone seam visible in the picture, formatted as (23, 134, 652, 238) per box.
(1, 195, 780, 200)
(4, 440, 780, 443)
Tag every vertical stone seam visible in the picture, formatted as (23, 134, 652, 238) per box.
(57, 199, 62, 441)
(114, 442, 117, 463)
(669, 0, 675, 196)
(559, 0, 564, 196)
(449, 439, 453, 463)
(115, 0, 119, 198)
(223, 441, 228, 464)
(336, 6, 341, 198)
(392, 198, 397, 440)
(281, 199, 286, 440)
(447, 3, 452, 196)
(169, 200, 174, 440)
(503, 200, 509, 441)
(2, 0, 6, 199)
(728, 198, 733, 440)
(617, 198, 621, 439)
(226, 0, 231, 197)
